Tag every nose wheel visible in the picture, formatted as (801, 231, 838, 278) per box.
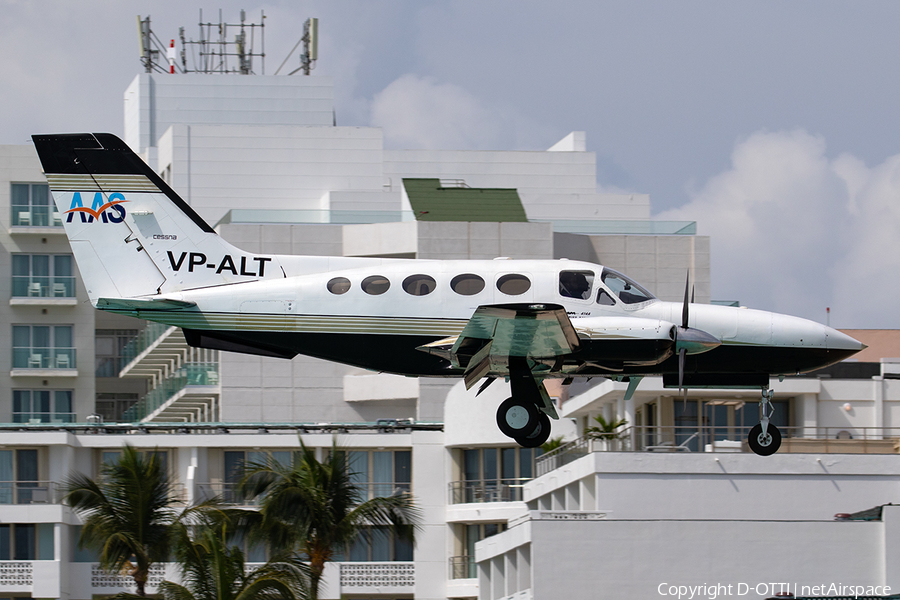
(748, 388, 782, 456)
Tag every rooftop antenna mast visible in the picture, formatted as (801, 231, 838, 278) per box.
(275, 17, 318, 76)
(181, 9, 266, 74)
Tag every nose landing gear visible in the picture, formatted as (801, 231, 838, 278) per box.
(748, 388, 782, 456)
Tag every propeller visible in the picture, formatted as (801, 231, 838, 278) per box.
(674, 272, 721, 403)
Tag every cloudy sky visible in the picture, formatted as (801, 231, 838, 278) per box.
(3, 1, 900, 328)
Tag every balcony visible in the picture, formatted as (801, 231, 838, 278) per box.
(10, 276, 76, 306)
(11, 411, 76, 424)
(449, 555, 476, 579)
(11, 347, 76, 376)
(0, 561, 33, 590)
(197, 480, 411, 507)
(537, 426, 900, 476)
(339, 562, 415, 594)
(0, 481, 61, 504)
(449, 478, 531, 504)
(9, 206, 64, 234)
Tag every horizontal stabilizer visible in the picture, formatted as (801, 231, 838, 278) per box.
(97, 297, 196, 311)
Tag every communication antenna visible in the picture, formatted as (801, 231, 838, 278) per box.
(182, 9, 266, 74)
(136, 15, 162, 73)
(275, 17, 318, 76)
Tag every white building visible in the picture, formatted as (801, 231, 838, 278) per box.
(0, 63, 897, 600)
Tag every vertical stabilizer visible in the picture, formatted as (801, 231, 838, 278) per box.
(32, 133, 283, 305)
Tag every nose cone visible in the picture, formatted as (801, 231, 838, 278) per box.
(826, 327, 867, 355)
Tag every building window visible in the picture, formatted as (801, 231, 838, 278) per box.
(12, 390, 73, 423)
(451, 446, 540, 503)
(0, 449, 39, 504)
(12, 325, 75, 369)
(346, 526, 413, 562)
(95, 393, 139, 423)
(347, 449, 411, 499)
(220, 450, 294, 504)
(11, 183, 57, 227)
(95, 330, 139, 377)
(0, 523, 53, 560)
(11, 254, 75, 298)
(99, 449, 169, 481)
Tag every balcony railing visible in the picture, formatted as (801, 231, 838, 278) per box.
(120, 321, 173, 367)
(537, 426, 900, 476)
(448, 478, 531, 504)
(10, 206, 62, 228)
(121, 363, 219, 422)
(11, 412, 76, 424)
(339, 562, 415, 589)
(12, 347, 76, 370)
(198, 481, 411, 506)
(0, 561, 33, 587)
(196, 482, 261, 507)
(449, 555, 476, 579)
(0, 481, 60, 504)
(11, 276, 75, 298)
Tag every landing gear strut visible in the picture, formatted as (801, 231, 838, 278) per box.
(748, 388, 781, 456)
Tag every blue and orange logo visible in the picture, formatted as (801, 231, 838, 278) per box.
(65, 192, 128, 223)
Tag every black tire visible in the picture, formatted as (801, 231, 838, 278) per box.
(748, 423, 781, 456)
(515, 412, 552, 448)
(496, 397, 540, 438)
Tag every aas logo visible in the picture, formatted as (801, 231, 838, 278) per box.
(65, 192, 127, 223)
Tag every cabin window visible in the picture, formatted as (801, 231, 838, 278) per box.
(596, 289, 616, 306)
(361, 276, 390, 295)
(496, 274, 531, 295)
(558, 270, 594, 300)
(402, 274, 437, 296)
(601, 269, 655, 305)
(450, 274, 485, 296)
(327, 277, 351, 295)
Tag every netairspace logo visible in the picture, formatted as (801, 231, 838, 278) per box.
(65, 192, 127, 223)
(657, 582, 892, 599)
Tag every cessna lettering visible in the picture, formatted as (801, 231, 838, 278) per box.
(166, 251, 272, 276)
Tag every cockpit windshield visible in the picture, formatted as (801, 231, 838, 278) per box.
(600, 269, 656, 304)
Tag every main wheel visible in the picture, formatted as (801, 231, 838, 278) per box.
(496, 397, 540, 438)
(748, 423, 782, 456)
(515, 412, 552, 448)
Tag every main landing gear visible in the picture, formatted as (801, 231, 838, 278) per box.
(495, 369, 555, 448)
(748, 388, 782, 456)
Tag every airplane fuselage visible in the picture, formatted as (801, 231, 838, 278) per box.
(110, 257, 861, 381)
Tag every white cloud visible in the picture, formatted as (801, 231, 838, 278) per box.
(369, 74, 554, 151)
(658, 129, 900, 328)
(370, 74, 503, 149)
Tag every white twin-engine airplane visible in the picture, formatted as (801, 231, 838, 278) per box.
(33, 133, 864, 454)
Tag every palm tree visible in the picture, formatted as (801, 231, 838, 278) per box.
(586, 414, 628, 441)
(63, 445, 187, 596)
(158, 517, 309, 600)
(240, 441, 421, 599)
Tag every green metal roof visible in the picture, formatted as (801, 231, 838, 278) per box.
(403, 178, 527, 222)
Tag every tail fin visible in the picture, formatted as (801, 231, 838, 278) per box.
(32, 133, 282, 304)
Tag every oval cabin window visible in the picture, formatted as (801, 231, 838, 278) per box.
(327, 277, 351, 295)
(497, 274, 531, 295)
(361, 275, 391, 295)
(450, 273, 485, 296)
(402, 274, 437, 296)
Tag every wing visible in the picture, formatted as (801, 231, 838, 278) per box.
(418, 303, 579, 389)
